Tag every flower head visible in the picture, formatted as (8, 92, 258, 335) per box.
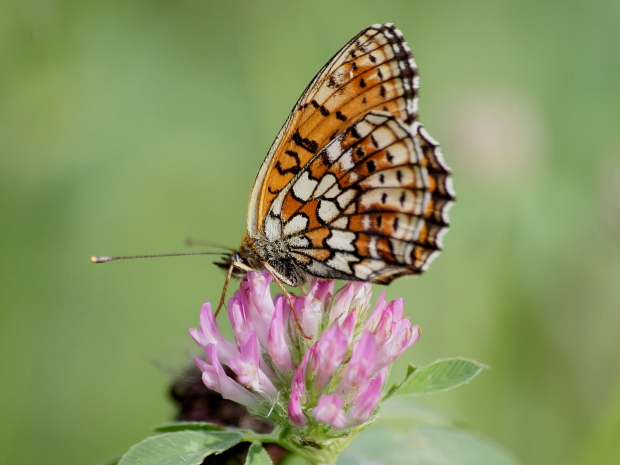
(189, 271, 420, 462)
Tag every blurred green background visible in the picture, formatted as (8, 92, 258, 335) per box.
(2, 1, 620, 464)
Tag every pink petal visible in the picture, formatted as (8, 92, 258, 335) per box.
(313, 395, 347, 429)
(338, 332, 377, 395)
(273, 295, 295, 346)
(376, 322, 420, 369)
(310, 324, 348, 391)
(268, 298, 295, 374)
(362, 291, 388, 333)
(340, 311, 356, 346)
(288, 387, 307, 426)
(329, 282, 372, 327)
(291, 349, 311, 404)
(195, 357, 218, 388)
(346, 367, 387, 426)
(189, 302, 239, 365)
(305, 343, 320, 380)
(228, 293, 251, 348)
(197, 346, 261, 411)
(313, 278, 334, 304)
(243, 271, 275, 349)
(328, 283, 356, 326)
(297, 279, 333, 338)
(293, 295, 320, 342)
(391, 297, 405, 320)
(229, 331, 277, 397)
(372, 301, 395, 348)
(354, 365, 388, 402)
(350, 283, 373, 319)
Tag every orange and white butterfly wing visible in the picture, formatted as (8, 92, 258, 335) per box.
(246, 23, 454, 283)
(268, 112, 454, 283)
(247, 23, 420, 235)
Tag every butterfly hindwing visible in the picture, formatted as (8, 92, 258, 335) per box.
(269, 111, 453, 284)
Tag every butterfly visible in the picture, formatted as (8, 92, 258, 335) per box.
(216, 23, 454, 298)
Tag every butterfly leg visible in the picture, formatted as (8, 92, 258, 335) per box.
(263, 263, 313, 340)
(214, 261, 256, 317)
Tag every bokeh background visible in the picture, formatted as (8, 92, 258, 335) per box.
(2, 1, 620, 464)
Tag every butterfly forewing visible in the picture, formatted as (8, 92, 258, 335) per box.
(241, 23, 454, 286)
(248, 24, 420, 233)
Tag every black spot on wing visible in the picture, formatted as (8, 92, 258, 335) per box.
(311, 99, 330, 117)
(275, 150, 302, 175)
(320, 150, 332, 166)
(285, 150, 301, 165)
(275, 160, 300, 175)
(327, 76, 339, 88)
(292, 130, 318, 153)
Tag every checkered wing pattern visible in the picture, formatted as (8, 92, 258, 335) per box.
(263, 112, 453, 283)
(244, 23, 455, 284)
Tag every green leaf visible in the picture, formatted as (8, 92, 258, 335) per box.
(154, 422, 225, 432)
(245, 443, 273, 465)
(118, 430, 243, 465)
(386, 358, 486, 398)
(336, 399, 519, 465)
(336, 424, 520, 465)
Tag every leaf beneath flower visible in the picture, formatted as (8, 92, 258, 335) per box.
(118, 431, 242, 465)
(336, 423, 520, 465)
(153, 422, 225, 433)
(329, 399, 520, 465)
(385, 358, 486, 398)
(245, 443, 274, 465)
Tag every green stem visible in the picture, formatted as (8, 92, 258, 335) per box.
(240, 427, 283, 445)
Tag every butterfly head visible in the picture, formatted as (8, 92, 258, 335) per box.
(213, 236, 263, 278)
(213, 250, 248, 278)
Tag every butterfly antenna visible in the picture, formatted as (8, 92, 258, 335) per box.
(90, 251, 225, 263)
(185, 238, 234, 251)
